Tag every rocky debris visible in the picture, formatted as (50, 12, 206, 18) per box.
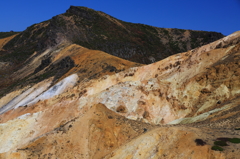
(0, 22, 239, 158)
(0, 104, 156, 159)
(60, 31, 240, 125)
(104, 127, 224, 159)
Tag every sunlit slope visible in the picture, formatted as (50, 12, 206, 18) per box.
(0, 31, 239, 158)
(0, 104, 156, 159)
(0, 34, 17, 50)
(0, 43, 141, 114)
(49, 31, 240, 124)
(1, 31, 240, 124)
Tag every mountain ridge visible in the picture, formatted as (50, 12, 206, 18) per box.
(3, 6, 224, 64)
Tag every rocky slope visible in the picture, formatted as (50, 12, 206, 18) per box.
(0, 34, 18, 72)
(0, 104, 156, 159)
(0, 6, 224, 103)
(0, 30, 239, 158)
(3, 6, 224, 64)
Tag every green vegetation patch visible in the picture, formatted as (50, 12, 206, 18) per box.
(214, 140, 228, 146)
(229, 138, 240, 144)
(211, 137, 240, 152)
(216, 137, 240, 144)
(211, 145, 224, 151)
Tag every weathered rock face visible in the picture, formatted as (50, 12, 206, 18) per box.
(0, 31, 239, 158)
(57, 31, 240, 125)
(3, 6, 224, 64)
(0, 43, 141, 99)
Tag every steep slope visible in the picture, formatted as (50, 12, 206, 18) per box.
(3, 6, 224, 64)
(0, 43, 141, 110)
(1, 32, 239, 124)
(0, 33, 18, 71)
(0, 33, 18, 50)
(45, 31, 239, 125)
(0, 31, 239, 158)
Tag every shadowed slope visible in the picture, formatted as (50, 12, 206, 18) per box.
(0, 44, 141, 114)
(3, 6, 224, 64)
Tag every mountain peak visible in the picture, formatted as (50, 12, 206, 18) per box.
(2, 6, 224, 65)
(66, 6, 98, 17)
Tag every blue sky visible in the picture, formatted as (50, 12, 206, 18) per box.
(0, 0, 239, 35)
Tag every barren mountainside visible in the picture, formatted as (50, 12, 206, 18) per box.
(3, 6, 224, 64)
(0, 6, 239, 159)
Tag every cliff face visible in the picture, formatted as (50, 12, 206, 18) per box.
(0, 31, 239, 158)
(3, 6, 224, 64)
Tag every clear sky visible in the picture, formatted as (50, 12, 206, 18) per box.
(0, 0, 239, 35)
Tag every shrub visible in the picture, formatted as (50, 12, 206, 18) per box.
(214, 140, 228, 146)
(195, 139, 206, 146)
(229, 138, 240, 144)
(211, 145, 224, 151)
